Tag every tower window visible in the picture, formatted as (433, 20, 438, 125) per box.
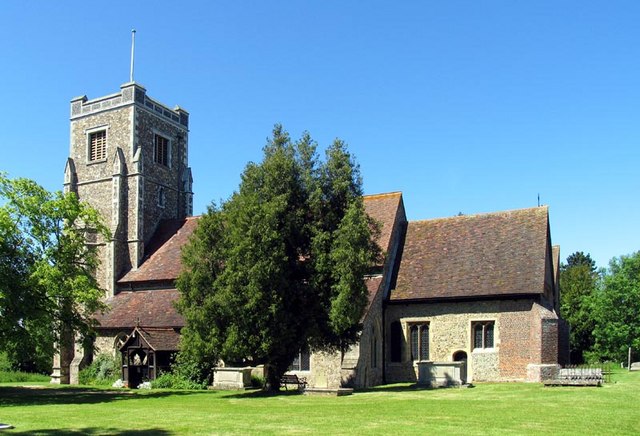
(154, 134, 169, 166)
(89, 130, 107, 161)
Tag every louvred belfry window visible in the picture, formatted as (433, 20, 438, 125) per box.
(154, 134, 169, 166)
(89, 130, 107, 161)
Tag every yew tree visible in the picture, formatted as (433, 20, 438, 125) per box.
(177, 126, 380, 389)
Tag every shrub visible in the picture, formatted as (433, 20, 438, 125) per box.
(0, 370, 50, 383)
(151, 370, 206, 390)
(0, 352, 13, 372)
(151, 356, 208, 390)
(79, 353, 120, 386)
(251, 375, 265, 388)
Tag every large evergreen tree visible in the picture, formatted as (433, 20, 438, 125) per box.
(0, 174, 106, 372)
(559, 251, 598, 363)
(177, 126, 380, 389)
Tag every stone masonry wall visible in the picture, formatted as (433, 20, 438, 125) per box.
(348, 278, 385, 388)
(301, 278, 385, 389)
(135, 108, 189, 246)
(71, 106, 134, 291)
(385, 299, 538, 383)
(94, 329, 128, 357)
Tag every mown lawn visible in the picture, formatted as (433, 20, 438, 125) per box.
(1, 370, 638, 435)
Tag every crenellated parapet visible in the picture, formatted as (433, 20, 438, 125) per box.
(70, 82, 189, 129)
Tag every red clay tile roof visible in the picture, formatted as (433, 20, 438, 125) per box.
(95, 289, 184, 329)
(365, 275, 383, 311)
(552, 245, 560, 279)
(119, 217, 199, 284)
(119, 194, 402, 287)
(391, 207, 550, 301)
(363, 192, 404, 254)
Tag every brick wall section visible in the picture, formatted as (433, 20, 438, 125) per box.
(498, 301, 535, 379)
(558, 318, 570, 365)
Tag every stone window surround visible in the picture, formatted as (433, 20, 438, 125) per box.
(405, 320, 430, 362)
(157, 186, 166, 208)
(153, 130, 171, 168)
(290, 348, 311, 372)
(471, 320, 496, 351)
(86, 124, 109, 164)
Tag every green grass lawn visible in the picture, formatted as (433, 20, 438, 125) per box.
(1, 370, 639, 435)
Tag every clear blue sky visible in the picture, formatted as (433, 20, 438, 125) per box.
(1, 1, 638, 269)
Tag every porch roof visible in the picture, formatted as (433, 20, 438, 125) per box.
(119, 326, 181, 352)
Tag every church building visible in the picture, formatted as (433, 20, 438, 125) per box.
(54, 81, 568, 387)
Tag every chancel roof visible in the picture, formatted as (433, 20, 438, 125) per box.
(391, 206, 550, 301)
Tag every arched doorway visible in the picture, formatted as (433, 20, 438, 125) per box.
(453, 351, 468, 384)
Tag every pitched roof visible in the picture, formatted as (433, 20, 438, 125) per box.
(391, 207, 550, 301)
(118, 217, 199, 285)
(119, 193, 403, 287)
(365, 275, 383, 311)
(119, 327, 181, 352)
(363, 192, 404, 254)
(95, 289, 184, 329)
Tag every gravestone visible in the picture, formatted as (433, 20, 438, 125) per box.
(630, 362, 640, 371)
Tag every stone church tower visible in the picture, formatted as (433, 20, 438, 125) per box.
(52, 82, 192, 383)
(64, 81, 192, 295)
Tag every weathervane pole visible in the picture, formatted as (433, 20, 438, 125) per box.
(130, 29, 136, 82)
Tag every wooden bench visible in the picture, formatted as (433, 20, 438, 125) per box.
(544, 367, 603, 387)
(280, 374, 307, 390)
(543, 379, 601, 387)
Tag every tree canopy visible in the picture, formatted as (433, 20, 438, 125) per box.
(560, 250, 640, 364)
(588, 252, 640, 363)
(176, 126, 380, 388)
(559, 251, 598, 363)
(0, 174, 106, 372)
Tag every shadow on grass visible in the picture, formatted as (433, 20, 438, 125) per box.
(355, 383, 427, 393)
(222, 388, 304, 399)
(0, 386, 202, 407)
(5, 428, 171, 435)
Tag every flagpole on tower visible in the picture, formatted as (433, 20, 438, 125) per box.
(130, 29, 136, 82)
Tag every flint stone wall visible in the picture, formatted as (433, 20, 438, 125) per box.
(385, 298, 559, 383)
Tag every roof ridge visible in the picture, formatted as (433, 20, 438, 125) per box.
(363, 191, 402, 200)
(409, 205, 548, 225)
